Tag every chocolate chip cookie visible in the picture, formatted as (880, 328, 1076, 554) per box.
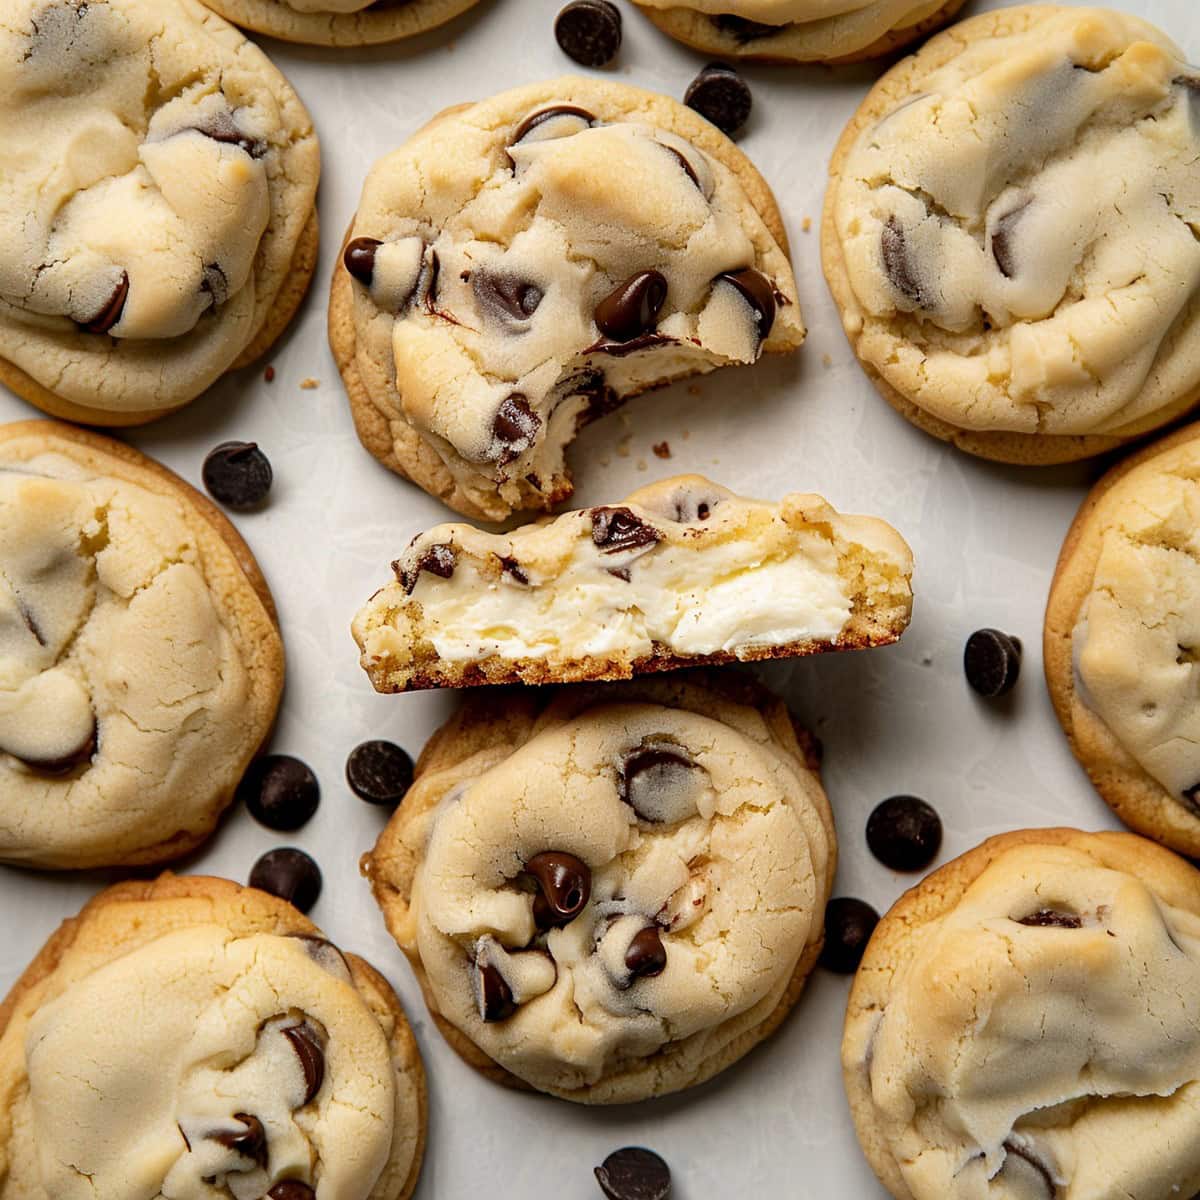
(823, 6, 1200, 465)
(364, 671, 836, 1103)
(0, 421, 284, 869)
(196, 0, 482, 46)
(0, 873, 426, 1200)
(1046, 421, 1200, 858)
(844, 828, 1200, 1200)
(353, 473, 913, 692)
(329, 78, 804, 521)
(634, 0, 966, 65)
(0, 0, 320, 426)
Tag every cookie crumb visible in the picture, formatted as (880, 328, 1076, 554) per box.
(802, 217, 813, 233)
(636, 459, 648, 471)
(300, 377, 319, 390)
(616, 436, 632, 459)
(822, 354, 833, 368)
(652, 441, 671, 459)
(681, 429, 691, 441)
(264, 365, 276, 383)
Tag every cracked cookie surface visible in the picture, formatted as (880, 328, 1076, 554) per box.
(365, 672, 835, 1103)
(822, 6, 1200, 464)
(195, 0, 483, 46)
(329, 77, 803, 521)
(0, 421, 283, 869)
(0, 873, 426, 1200)
(0, 0, 319, 424)
(844, 828, 1200, 1200)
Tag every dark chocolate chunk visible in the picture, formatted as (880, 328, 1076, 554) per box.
(499, 556, 529, 584)
(474, 272, 543, 322)
(397, 543, 456, 594)
(343, 237, 382, 286)
(248, 848, 322, 914)
(964, 629, 1022, 698)
(991, 199, 1032, 280)
(554, 0, 622, 68)
(492, 394, 542, 463)
(201, 441, 273, 511)
(82, 271, 129, 335)
(713, 13, 776, 42)
(819, 897, 880, 974)
(211, 1113, 267, 1167)
(346, 740, 414, 806)
(510, 104, 596, 149)
(717, 267, 776, 340)
(662, 145, 701, 189)
(586, 331, 674, 357)
(267, 1184, 316, 1200)
(595, 1147, 672, 1200)
(237, 755, 319, 832)
(282, 1022, 325, 1105)
(619, 744, 697, 823)
(595, 271, 668, 343)
(192, 109, 266, 159)
(624, 926, 667, 982)
(866, 796, 942, 872)
(1001, 1141, 1056, 1197)
(684, 64, 752, 137)
(477, 959, 517, 1022)
(591, 506, 662, 555)
(1017, 910, 1083, 929)
(525, 851, 591, 929)
(881, 216, 924, 305)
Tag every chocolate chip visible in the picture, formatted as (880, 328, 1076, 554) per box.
(492, 394, 542, 464)
(499, 556, 529, 584)
(211, 1113, 267, 1167)
(267, 1184, 316, 1200)
(595, 271, 668, 343)
(1001, 1141, 1056, 1198)
(1184, 783, 1200, 815)
(192, 110, 266, 158)
(866, 796, 942, 872)
(619, 744, 698, 823)
(991, 200, 1031, 280)
(343, 237, 382, 286)
(524, 851, 591, 929)
(554, 0, 621, 67)
(624, 927, 667, 982)
(587, 332, 674, 357)
(201, 441, 272, 511)
(200, 262, 229, 308)
(663, 146, 701, 189)
(249, 848, 322, 914)
(346, 740, 413, 806)
(717, 268, 776, 340)
(237, 755, 319, 832)
(13, 720, 97, 775)
(684, 64, 752, 137)
(713, 13, 775, 42)
(964, 629, 1022, 698)
(1018, 910, 1083, 929)
(397, 543, 456, 594)
(819, 897, 880, 974)
(289, 933, 352, 982)
(282, 1022, 325, 1105)
(477, 959, 517, 1022)
(591, 507, 662, 555)
(881, 216, 924, 305)
(595, 1147, 671, 1200)
(510, 105, 596, 150)
(81, 271, 129, 335)
(474, 272, 543, 323)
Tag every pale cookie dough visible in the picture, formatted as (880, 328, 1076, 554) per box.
(843, 828, 1200, 1200)
(329, 77, 804, 522)
(0, 873, 426, 1200)
(352, 474, 914, 692)
(195, 0, 483, 46)
(634, 0, 966, 65)
(0, 0, 320, 426)
(0, 421, 284, 870)
(823, 6, 1200, 465)
(1045, 421, 1200, 858)
(365, 671, 836, 1104)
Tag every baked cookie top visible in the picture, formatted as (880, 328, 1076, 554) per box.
(366, 673, 835, 1103)
(196, 0, 483, 46)
(333, 77, 803, 521)
(843, 829, 1200, 1200)
(0, 0, 319, 417)
(0, 874, 425, 1200)
(0, 422, 283, 869)
(826, 6, 1200, 442)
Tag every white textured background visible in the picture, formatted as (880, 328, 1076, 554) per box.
(1, 0, 1195, 1194)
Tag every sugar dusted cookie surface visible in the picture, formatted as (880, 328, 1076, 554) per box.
(823, 6, 1200, 464)
(366, 673, 834, 1103)
(196, 0, 482, 46)
(330, 78, 804, 521)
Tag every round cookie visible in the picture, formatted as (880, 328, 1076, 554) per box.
(843, 828, 1200, 1200)
(195, 0, 483, 46)
(1045, 421, 1200, 858)
(635, 0, 966, 65)
(0, 873, 426, 1200)
(0, 420, 284, 869)
(329, 76, 804, 522)
(0, 0, 320, 427)
(364, 671, 835, 1103)
(822, 6, 1200, 465)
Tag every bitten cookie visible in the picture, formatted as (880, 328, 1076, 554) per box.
(0, 873, 426, 1200)
(0, 0, 320, 427)
(0, 421, 284, 869)
(1045, 421, 1200, 858)
(329, 77, 804, 521)
(843, 828, 1200, 1200)
(195, 0, 482, 46)
(634, 0, 966, 65)
(364, 672, 835, 1104)
(353, 474, 913, 692)
(823, 6, 1200, 465)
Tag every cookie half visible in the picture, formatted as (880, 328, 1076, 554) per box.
(353, 474, 913, 692)
(364, 671, 835, 1103)
(329, 77, 805, 521)
(195, 0, 482, 46)
(0, 873, 426, 1200)
(635, 0, 966, 65)
(0, 421, 284, 869)
(823, 6, 1200, 465)
(843, 828, 1200, 1200)
(0, 0, 320, 426)
(1045, 421, 1200, 857)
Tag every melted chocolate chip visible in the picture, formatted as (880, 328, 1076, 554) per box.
(289, 933, 352, 981)
(881, 217, 924, 305)
(343, 237, 382, 286)
(499, 556, 529, 584)
(964, 629, 1022, 698)
(619, 744, 697, 823)
(237, 755, 320, 832)
(1017, 910, 1083, 929)
(202, 441, 273, 511)
(672, 494, 715, 523)
(595, 1147, 672, 1200)
(595, 271, 668, 343)
(587, 332, 674, 357)
(282, 1022, 326, 1105)
(524, 851, 591, 929)
(717, 268, 776, 340)
(713, 13, 776, 42)
(201, 262, 228, 308)
(477, 959, 517, 1022)
(397, 543, 456, 594)
(663, 145, 701, 189)
(211, 1113, 267, 1167)
(14, 720, 97, 775)
(684, 64, 753, 137)
(248, 848, 322, 914)
(346, 740, 414, 806)
(591, 507, 662, 555)
(192, 110, 266, 158)
(991, 200, 1032, 280)
(81, 271, 129, 335)
(554, 0, 622, 67)
(422, 249, 441, 309)
(866, 795, 942, 872)
(820, 897, 879, 974)
(492, 394, 541, 463)
(1002, 1140, 1056, 1198)
(624, 927, 667, 982)
(267, 1184, 316, 1200)
(510, 104, 596, 149)
(474, 271, 544, 323)
(1184, 783, 1200, 815)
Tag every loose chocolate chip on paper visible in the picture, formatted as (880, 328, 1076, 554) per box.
(866, 795, 942, 872)
(684, 63, 752, 137)
(81, 271, 129, 335)
(819, 897, 879, 974)
(555, 0, 622, 67)
(343, 237, 382, 286)
(202, 441, 273, 511)
(595, 271, 668, 343)
(211, 1114, 267, 1167)
(249, 848, 322, 914)
(964, 628, 1022, 697)
(237, 755, 320, 832)
(595, 1147, 672, 1200)
(346, 740, 414, 806)
(525, 851, 592, 929)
